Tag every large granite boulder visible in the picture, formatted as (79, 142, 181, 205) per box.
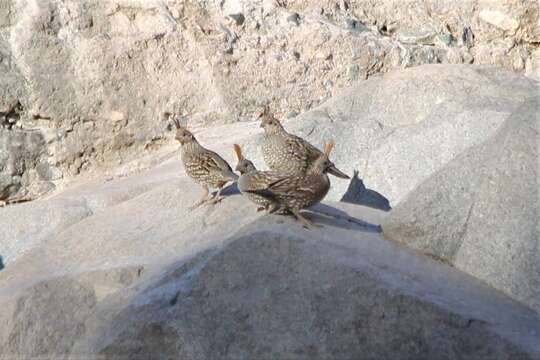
(0, 107, 539, 357)
(0, 188, 538, 358)
(240, 64, 538, 205)
(382, 97, 539, 313)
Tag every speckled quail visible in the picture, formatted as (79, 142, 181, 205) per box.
(259, 107, 349, 179)
(233, 144, 281, 213)
(167, 113, 238, 209)
(244, 140, 340, 228)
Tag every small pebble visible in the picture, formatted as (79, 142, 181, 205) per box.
(435, 34, 453, 47)
(462, 51, 474, 64)
(287, 13, 300, 26)
(345, 19, 367, 32)
(462, 26, 474, 49)
(228, 13, 245, 26)
(286, 111, 298, 118)
(348, 64, 360, 80)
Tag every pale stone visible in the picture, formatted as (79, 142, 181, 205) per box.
(479, 9, 519, 32)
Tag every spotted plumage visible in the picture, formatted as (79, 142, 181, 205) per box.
(167, 113, 238, 209)
(244, 140, 342, 228)
(234, 144, 283, 213)
(259, 107, 349, 179)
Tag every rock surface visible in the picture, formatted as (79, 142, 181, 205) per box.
(238, 64, 538, 206)
(1, 68, 539, 356)
(0, 157, 539, 358)
(1, 0, 539, 202)
(1, 2, 539, 353)
(382, 98, 540, 313)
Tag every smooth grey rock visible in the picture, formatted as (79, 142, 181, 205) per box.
(383, 98, 540, 313)
(240, 65, 538, 206)
(435, 33, 453, 46)
(76, 230, 537, 359)
(345, 18, 368, 32)
(0, 197, 92, 263)
(228, 13, 245, 26)
(0, 266, 144, 358)
(0, 119, 539, 358)
(286, 12, 300, 26)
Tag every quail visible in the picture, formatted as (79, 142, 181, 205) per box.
(233, 144, 281, 213)
(259, 107, 349, 179)
(244, 140, 345, 228)
(167, 113, 238, 209)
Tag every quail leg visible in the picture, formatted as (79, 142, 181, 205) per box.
(267, 202, 283, 214)
(207, 183, 226, 205)
(190, 186, 212, 209)
(268, 203, 291, 215)
(291, 209, 322, 229)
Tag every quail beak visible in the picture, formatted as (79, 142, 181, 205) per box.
(328, 165, 350, 179)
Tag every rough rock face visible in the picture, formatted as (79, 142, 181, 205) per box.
(382, 98, 540, 313)
(0, 129, 49, 202)
(1, 0, 539, 202)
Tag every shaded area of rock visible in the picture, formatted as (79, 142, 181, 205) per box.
(0, 266, 145, 358)
(0, 129, 48, 202)
(71, 227, 540, 359)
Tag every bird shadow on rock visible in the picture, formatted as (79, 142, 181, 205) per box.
(220, 182, 241, 196)
(340, 170, 391, 211)
(306, 203, 382, 233)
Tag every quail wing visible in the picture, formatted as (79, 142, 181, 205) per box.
(198, 150, 238, 181)
(284, 135, 323, 164)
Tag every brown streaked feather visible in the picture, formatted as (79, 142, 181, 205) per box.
(286, 136, 323, 162)
(240, 171, 284, 191)
(199, 151, 237, 179)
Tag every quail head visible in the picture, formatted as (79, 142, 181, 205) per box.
(167, 112, 238, 209)
(233, 144, 281, 213)
(258, 107, 349, 179)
